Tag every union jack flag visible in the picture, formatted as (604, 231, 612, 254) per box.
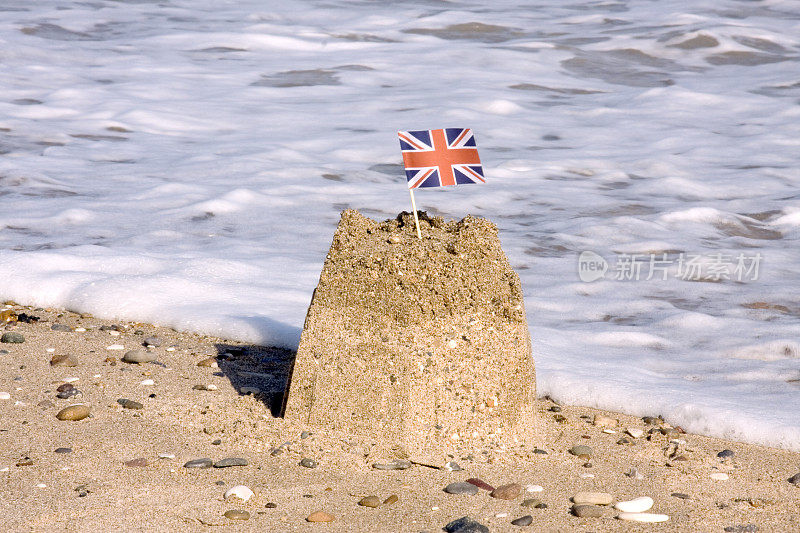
(398, 128, 485, 189)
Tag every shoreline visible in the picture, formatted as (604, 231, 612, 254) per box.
(1, 303, 799, 531)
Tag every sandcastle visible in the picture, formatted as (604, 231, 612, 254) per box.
(282, 210, 535, 460)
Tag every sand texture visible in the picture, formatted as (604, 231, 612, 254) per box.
(0, 304, 799, 532)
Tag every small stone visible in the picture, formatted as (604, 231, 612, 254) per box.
(306, 510, 334, 522)
(183, 458, 213, 469)
(444, 482, 479, 495)
(300, 430, 311, 439)
(117, 399, 143, 410)
(491, 483, 522, 500)
(625, 467, 645, 480)
(642, 416, 662, 425)
(56, 405, 90, 421)
(224, 509, 250, 520)
(358, 495, 381, 507)
(140, 379, 154, 385)
(143, 336, 162, 347)
(56, 383, 74, 392)
(788, 472, 800, 485)
(626, 428, 644, 438)
(615, 496, 654, 513)
(1, 332, 24, 343)
(617, 437, 632, 445)
(37, 399, 54, 408)
(372, 460, 411, 470)
(124, 457, 148, 467)
(521, 498, 541, 508)
(617, 512, 669, 523)
(717, 449, 735, 459)
(549, 406, 561, 412)
(224, 485, 254, 502)
(724, 524, 759, 533)
(0, 392, 11, 400)
(511, 515, 533, 526)
(122, 350, 155, 364)
(158, 453, 175, 460)
(106, 344, 125, 350)
(299, 457, 318, 468)
(57, 388, 81, 399)
(593, 415, 617, 427)
(55, 447, 72, 454)
(671, 492, 690, 499)
(214, 457, 248, 468)
(525, 484, 543, 493)
(569, 445, 593, 457)
(443, 460, 463, 471)
(383, 494, 398, 505)
(572, 504, 604, 518)
(573, 492, 613, 505)
(197, 357, 218, 367)
(710, 472, 729, 481)
(50, 354, 78, 367)
(443, 516, 489, 533)
(16, 457, 34, 466)
(533, 448, 548, 455)
(265, 502, 277, 508)
(465, 478, 494, 491)
(51, 324, 72, 332)
(212, 439, 222, 445)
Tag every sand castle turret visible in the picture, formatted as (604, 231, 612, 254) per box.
(283, 210, 535, 460)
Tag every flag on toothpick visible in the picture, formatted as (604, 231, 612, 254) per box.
(397, 128, 485, 239)
(398, 128, 485, 189)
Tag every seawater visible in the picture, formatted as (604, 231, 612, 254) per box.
(0, 0, 799, 449)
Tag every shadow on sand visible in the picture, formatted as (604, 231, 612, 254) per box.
(214, 343, 296, 418)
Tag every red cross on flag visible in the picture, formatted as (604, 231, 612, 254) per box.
(398, 128, 485, 189)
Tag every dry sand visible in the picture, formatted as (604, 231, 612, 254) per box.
(1, 303, 799, 532)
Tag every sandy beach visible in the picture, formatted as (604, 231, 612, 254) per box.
(1, 303, 798, 532)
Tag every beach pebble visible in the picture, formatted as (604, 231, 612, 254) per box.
(444, 516, 489, 533)
(224, 485, 254, 502)
(626, 428, 644, 438)
(358, 495, 381, 507)
(143, 336, 162, 347)
(511, 515, 533, 526)
(158, 453, 175, 460)
(466, 478, 494, 491)
(214, 457, 248, 468)
(106, 344, 125, 350)
(183, 458, 213, 469)
(615, 496, 654, 512)
(521, 498, 542, 508)
(51, 324, 72, 332)
(788, 473, 800, 485)
(57, 387, 81, 399)
(671, 492, 690, 499)
(593, 414, 617, 427)
(1, 332, 24, 343)
(383, 494, 398, 505)
(306, 510, 334, 522)
(491, 483, 522, 500)
(55, 447, 72, 454)
(224, 509, 249, 520)
(197, 357, 218, 367)
(50, 354, 78, 367)
(573, 492, 613, 505)
(124, 457, 149, 467)
(372, 460, 411, 470)
(618, 512, 670, 523)
(56, 405, 90, 421)
(117, 398, 143, 410)
(572, 504, 604, 518)
(444, 482, 479, 495)
(0, 392, 10, 400)
(710, 472, 729, 481)
(140, 379, 154, 386)
(525, 484, 543, 493)
(299, 457, 318, 468)
(569, 445, 593, 457)
(122, 350, 155, 364)
(443, 460, 463, 471)
(63, 377, 79, 383)
(717, 449, 735, 459)
(724, 524, 759, 533)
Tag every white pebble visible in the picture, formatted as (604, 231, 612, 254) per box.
(0, 392, 10, 400)
(140, 379, 155, 386)
(158, 453, 175, 459)
(431, 506, 439, 511)
(602, 428, 616, 434)
(579, 473, 595, 479)
(206, 384, 218, 391)
(626, 428, 644, 438)
(106, 344, 124, 350)
(615, 496, 654, 513)
(46, 348, 55, 353)
(224, 485, 253, 502)
(14, 401, 25, 406)
(710, 472, 729, 481)
(36, 483, 46, 488)
(670, 438, 686, 445)
(525, 485, 543, 493)
(617, 512, 669, 523)
(108, 330, 120, 336)
(166, 346, 176, 352)
(74, 327, 86, 332)
(93, 374, 101, 378)
(495, 513, 508, 518)
(0, 467, 8, 472)
(63, 377, 79, 383)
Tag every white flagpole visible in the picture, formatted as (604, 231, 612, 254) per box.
(408, 188, 422, 239)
